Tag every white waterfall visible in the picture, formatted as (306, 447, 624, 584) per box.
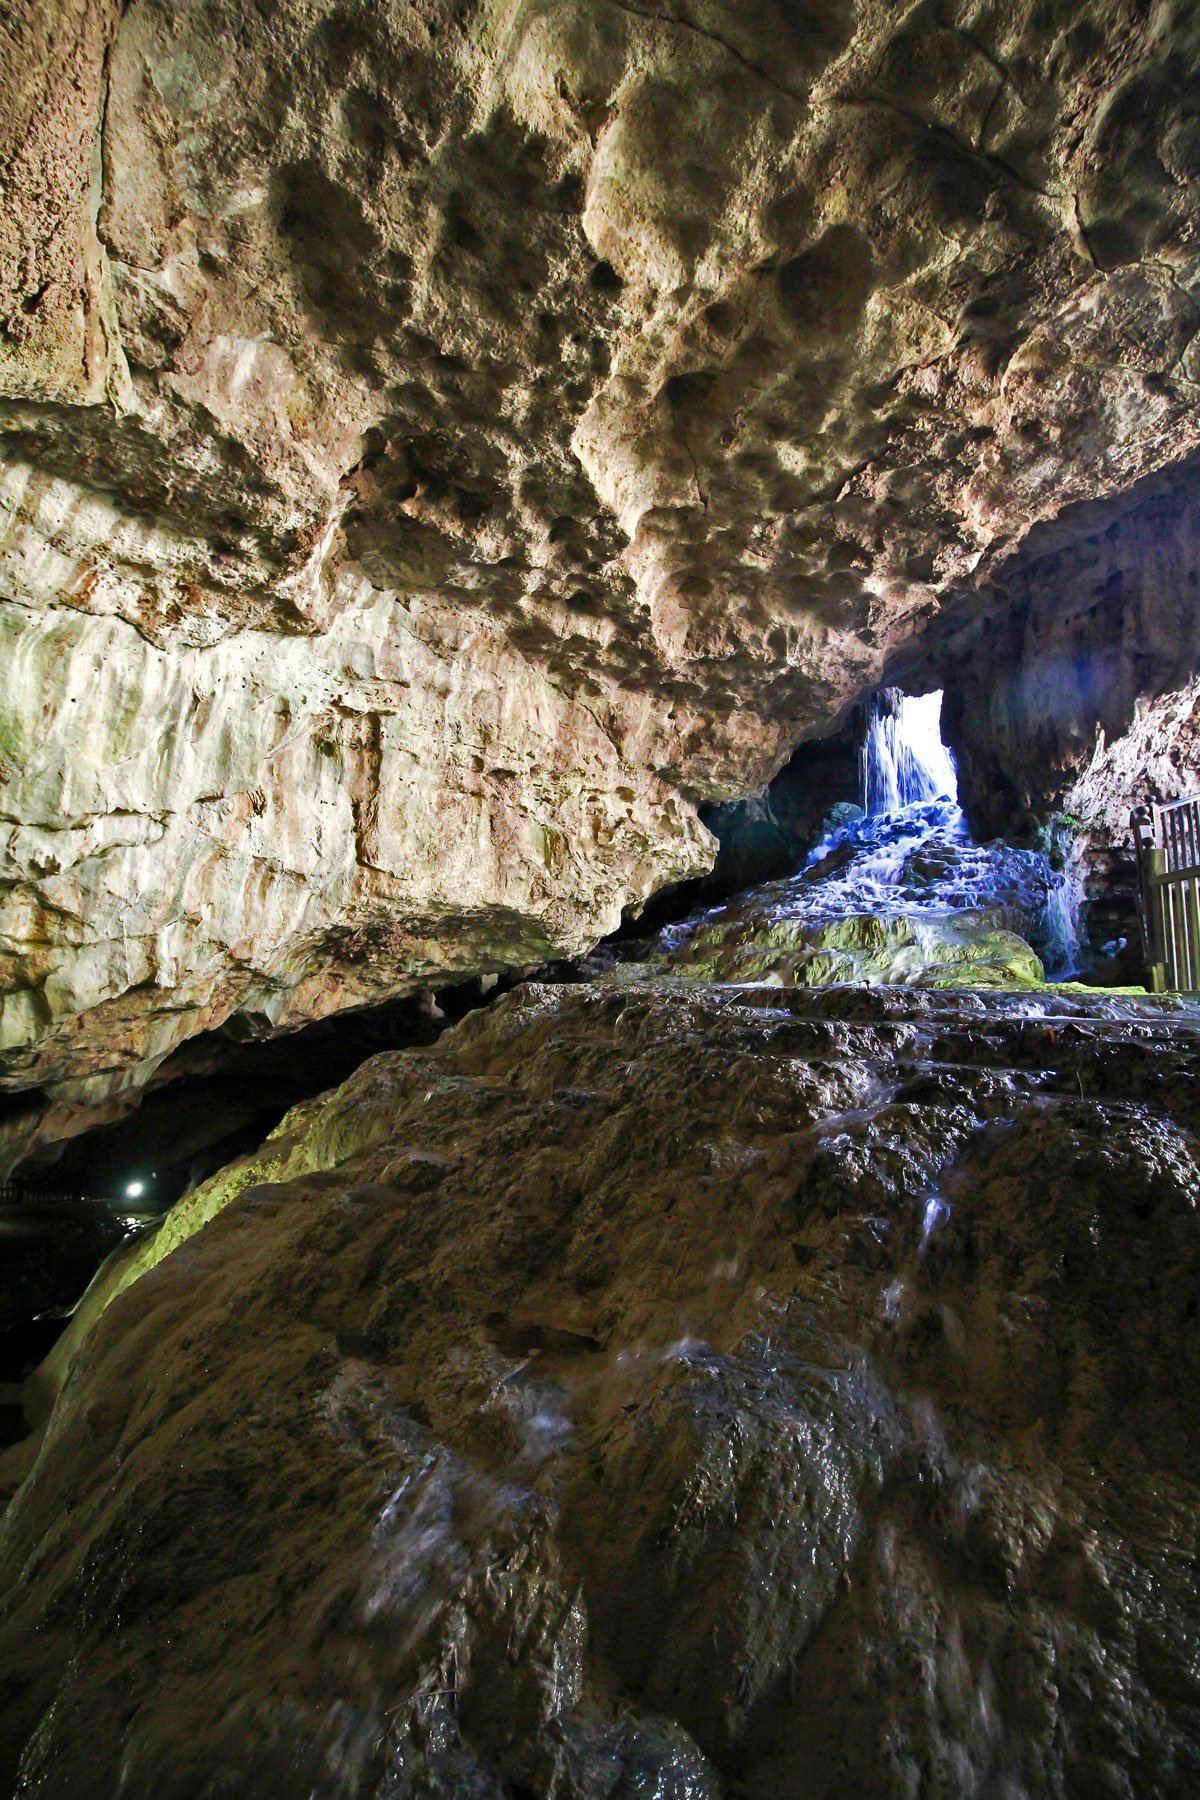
(1042, 865, 1082, 979)
(860, 690, 959, 816)
(851, 686, 1085, 979)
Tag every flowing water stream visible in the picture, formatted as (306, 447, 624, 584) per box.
(640, 688, 1083, 985)
(852, 684, 1079, 979)
(799, 689, 1081, 979)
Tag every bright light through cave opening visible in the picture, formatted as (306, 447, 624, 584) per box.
(860, 687, 959, 817)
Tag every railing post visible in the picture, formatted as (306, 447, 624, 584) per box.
(1131, 806, 1165, 991)
(1160, 846, 1179, 992)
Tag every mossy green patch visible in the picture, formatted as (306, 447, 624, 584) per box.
(664, 907, 1046, 991)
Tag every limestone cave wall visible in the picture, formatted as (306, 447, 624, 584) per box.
(5, 0, 1200, 1124)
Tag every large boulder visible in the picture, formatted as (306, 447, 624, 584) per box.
(3, 978, 1200, 1795)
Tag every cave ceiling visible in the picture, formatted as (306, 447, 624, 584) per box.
(2, 0, 1200, 1108)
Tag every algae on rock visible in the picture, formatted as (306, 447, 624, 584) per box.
(660, 906, 1047, 990)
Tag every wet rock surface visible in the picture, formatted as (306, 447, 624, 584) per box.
(3, 978, 1200, 1797)
(624, 799, 1066, 990)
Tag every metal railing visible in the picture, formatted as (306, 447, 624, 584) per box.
(0, 1181, 119, 1211)
(1132, 797, 1200, 991)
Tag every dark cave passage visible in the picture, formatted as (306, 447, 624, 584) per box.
(0, 978, 506, 1401)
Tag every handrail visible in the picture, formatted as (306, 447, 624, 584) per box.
(1147, 860, 1200, 884)
(1132, 796, 1200, 992)
(0, 1182, 130, 1210)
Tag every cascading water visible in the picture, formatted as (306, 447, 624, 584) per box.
(860, 690, 959, 814)
(780, 688, 1082, 979)
(637, 686, 1085, 988)
(842, 688, 1081, 978)
(1043, 866, 1083, 978)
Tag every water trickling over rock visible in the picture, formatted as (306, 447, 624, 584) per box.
(630, 691, 1084, 989)
(4, 977, 1200, 1798)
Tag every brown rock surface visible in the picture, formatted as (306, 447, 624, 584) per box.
(1059, 677, 1200, 948)
(3, 977, 1200, 1796)
(5, 0, 1200, 1107)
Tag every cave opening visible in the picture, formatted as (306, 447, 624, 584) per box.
(860, 687, 958, 816)
(641, 670, 1088, 988)
(594, 671, 1084, 994)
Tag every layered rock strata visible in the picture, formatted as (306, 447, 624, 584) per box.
(3, 977, 1200, 1796)
(5, 0, 1200, 1112)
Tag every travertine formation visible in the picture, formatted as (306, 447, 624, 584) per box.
(4, 976, 1200, 1796)
(5, 0, 1200, 1110)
